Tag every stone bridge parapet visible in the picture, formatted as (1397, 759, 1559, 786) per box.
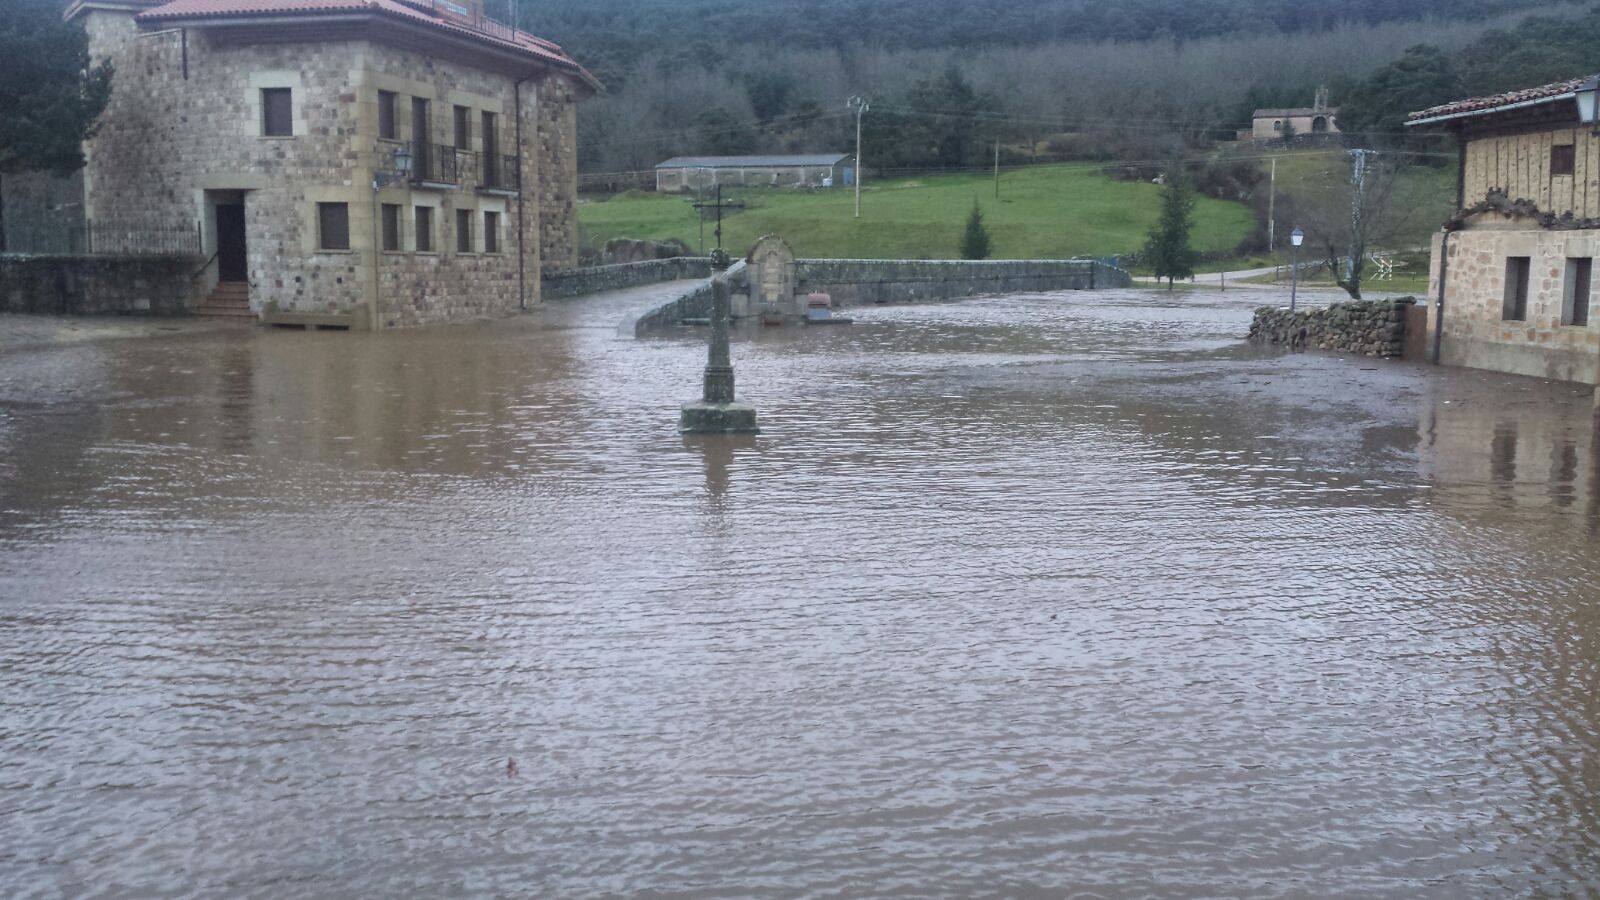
(629, 256, 1131, 333)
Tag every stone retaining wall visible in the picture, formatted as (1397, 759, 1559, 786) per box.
(1248, 297, 1417, 358)
(542, 257, 714, 299)
(794, 258, 1130, 305)
(631, 257, 1130, 333)
(630, 261, 746, 333)
(0, 255, 201, 316)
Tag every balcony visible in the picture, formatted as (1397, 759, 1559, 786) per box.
(375, 139, 519, 195)
(478, 153, 521, 194)
(410, 141, 462, 187)
(399, 0, 522, 44)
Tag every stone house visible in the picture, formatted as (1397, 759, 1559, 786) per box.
(1251, 87, 1340, 141)
(47, 0, 597, 329)
(1408, 75, 1600, 384)
(654, 154, 854, 193)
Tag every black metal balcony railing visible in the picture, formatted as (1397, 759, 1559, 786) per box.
(479, 153, 520, 192)
(410, 141, 462, 185)
(399, 0, 522, 41)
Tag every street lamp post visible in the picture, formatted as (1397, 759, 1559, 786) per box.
(1575, 78, 1600, 416)
(1290, 226, 1305, 313)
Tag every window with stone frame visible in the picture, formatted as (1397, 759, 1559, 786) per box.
(381, 203, 401, 252)
(482, 111, 498, 158)
(1552, 144, 1577, 178)
(456, 208, 473, 253)
(317, 202, 350, 251)
(1564, 257, 1592, 326)
(262, 88, 293, 137)
(415, 206, 434, 252)
(378, 91, 399, 140)
(454, 105, 471, 151)
(484, 211, 500, 254)
(1503, 256, 1531, 321)
(412, 96, 431, 143)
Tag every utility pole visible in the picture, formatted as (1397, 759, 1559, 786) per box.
(848, 95, 868, 219)
(1348, 148, 1376, 288)
(1268, 156, 1277, 251)
(994, 140, 1000, 199)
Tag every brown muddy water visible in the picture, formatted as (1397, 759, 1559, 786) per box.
(2, 285, 1600, 896)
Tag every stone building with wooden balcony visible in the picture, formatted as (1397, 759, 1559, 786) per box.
(1409, 75, 1600, 383)
(56, 0, 597, 328)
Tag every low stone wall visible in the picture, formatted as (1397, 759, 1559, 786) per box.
(794, 258, 1130, 305)
(630, 261, 746, 333)
(630, 257, 1130, 333)
(0, 254, 201, 316)
(542, 257, 714, 299)
(1248, 297, 1417, 358)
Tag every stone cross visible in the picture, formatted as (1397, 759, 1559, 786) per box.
(680, 277, 758, 434)
(691, 185, 745, 254)
(702, 278, 735, 404)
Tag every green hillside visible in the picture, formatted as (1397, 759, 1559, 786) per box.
(578, 166, 1256, 260)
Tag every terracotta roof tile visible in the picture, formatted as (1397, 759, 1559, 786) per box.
(1408, 75, 1593, 124)
(136, 0, 598, 89)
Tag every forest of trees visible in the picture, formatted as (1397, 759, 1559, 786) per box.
(1340, 10, 1600, 142)
(525, 0, 1578, 64)
(511, 0, 1592, 177)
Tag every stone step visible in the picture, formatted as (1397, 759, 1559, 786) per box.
(193, 305, 257, 319)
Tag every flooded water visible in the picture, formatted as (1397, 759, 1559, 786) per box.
(2, 285, 1599, 896)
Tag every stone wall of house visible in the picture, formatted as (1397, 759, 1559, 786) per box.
(1251, 112, 1340, 141)
(1248, 297, 1416, 357)
(542, 257, 713, 299)
(1426, 225, 1600, 384)
(361, 42, 541, 328)
(0, 255, 200, 316)
(793, 258, 1128, 306)
(80, 13, 372, 320)
(536, 77, 579, 274)
(73, 8, 582, 330)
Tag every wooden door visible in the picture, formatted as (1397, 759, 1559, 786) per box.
(216, 205, 247, 283)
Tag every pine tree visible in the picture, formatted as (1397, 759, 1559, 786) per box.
(959, 200, 991, 260)
(1142, 166, 1197, 289)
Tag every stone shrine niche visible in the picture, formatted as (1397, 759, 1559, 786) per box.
(747, 235, 797, 317)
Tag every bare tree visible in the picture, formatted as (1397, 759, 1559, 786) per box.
(1281, 152, 1438, 300)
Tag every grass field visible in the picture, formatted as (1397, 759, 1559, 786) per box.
(578, 166, 1256, 260)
